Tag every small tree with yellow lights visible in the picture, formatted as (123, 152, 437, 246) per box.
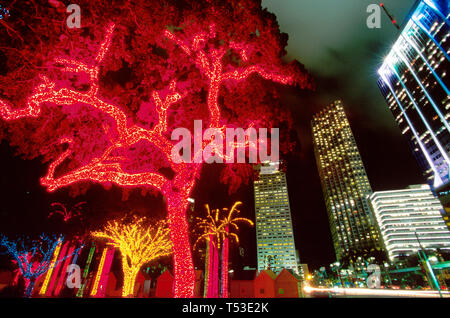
(92, 217, 172, 297)
(194, 202, 253, 298)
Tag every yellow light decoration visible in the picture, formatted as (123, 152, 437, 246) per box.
(39, 241, 62, 295)
(92, 216, 172, 297)
(194, 201, 254, 298)
(194, 201, 254, 250)
(90, 247, 108, 296)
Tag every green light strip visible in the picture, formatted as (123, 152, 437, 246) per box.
(76, 243, 96, 298)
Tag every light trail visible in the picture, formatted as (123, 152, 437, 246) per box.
(303, 286, 450, 298)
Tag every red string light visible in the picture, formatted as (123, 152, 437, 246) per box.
(0, 21, 295, 297)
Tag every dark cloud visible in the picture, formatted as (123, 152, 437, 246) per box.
(326, 47, 347, 64)
(263, 0, 416, 125)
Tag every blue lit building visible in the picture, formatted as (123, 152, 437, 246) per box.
(377, 0, 450, 229)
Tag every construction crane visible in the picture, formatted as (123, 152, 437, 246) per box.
(380, 2, 401, 30)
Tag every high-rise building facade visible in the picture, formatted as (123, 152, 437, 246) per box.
(312, 101, 383, 261)
(254, 162, 299, 274)
(377, 0, 450, 229)
(369, 184, 450, 262)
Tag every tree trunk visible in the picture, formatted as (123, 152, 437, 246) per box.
(221, 232, 229, 298)
(204, 236, 213, 298)
(212, 239, 219, 298)
(24, 278, 36, 298)
(122, 263, 140, 298)
(166, 195, 195, 298)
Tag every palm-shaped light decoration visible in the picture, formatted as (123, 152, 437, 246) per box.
(48, 201, 86, 222)
(194, 201, 253, 298)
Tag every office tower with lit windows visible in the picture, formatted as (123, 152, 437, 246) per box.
(311, 101, 384, 262)
(377, 0, 450, 229)
(254, 162, 299, 275)
(369, 184, 450, 262)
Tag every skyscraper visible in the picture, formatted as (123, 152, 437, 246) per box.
(311, 101, 383, 262)
(254, 162, 299, 274)
(377, 0, 450, 229)
(369, 184, 450, 262)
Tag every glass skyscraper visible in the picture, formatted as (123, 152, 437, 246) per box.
(377, 0, 450, 229)
(254, 162, 299, 274)
(369, 184, 450, 262)
(312, 101, 384, 262)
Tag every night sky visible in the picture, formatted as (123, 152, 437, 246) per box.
(0, 1, 428, 273)
(261, 0, 425, 269)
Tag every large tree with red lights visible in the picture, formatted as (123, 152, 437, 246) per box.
(0, 0, 312, 297)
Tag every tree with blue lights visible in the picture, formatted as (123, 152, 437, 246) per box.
(0, 234, 74, 297)
(0, 4, 9, 20)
